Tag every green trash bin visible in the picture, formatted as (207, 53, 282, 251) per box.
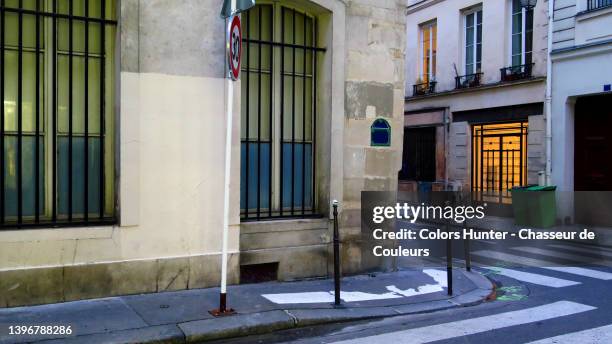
(510, 186, 531, 226)
(526, 185, 557, 228)
(511, 185, 557, 228)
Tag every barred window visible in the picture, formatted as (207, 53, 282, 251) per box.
(1, 0, 117, 228)
(240, 4, 323, 221)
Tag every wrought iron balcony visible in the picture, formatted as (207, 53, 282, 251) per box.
(588, 0, 612, 11)
(412, 81, 437, 96)
(500, 63, 534, 82)
(455, 73, 483, 89)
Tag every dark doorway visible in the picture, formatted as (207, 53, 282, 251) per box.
(575, 95, 612, 191)
(400, 127, 436, 182)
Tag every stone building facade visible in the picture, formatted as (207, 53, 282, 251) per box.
(550, 0, 612, 193)
(549, 0, 612, 223)
(403, 0, 548, 205)
(0, 0, 406, 307)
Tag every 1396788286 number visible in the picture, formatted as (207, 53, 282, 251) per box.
(8, 325, 73, 336)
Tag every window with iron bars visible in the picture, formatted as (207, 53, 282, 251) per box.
(0, 0, 117, 229)
(240, 4, 324, 221)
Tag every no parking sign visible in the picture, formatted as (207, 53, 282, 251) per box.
(227, 15, 242, 81)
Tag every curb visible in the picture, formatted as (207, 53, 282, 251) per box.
(35, 270, 493, 344)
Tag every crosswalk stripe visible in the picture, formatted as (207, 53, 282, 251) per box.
(482, 266, 581, 288)
(548, 243, 612, 258)
(568, 242, 612, 253)
(544, 266, 612, 280)
(451, 258, 580, 288)
(472, 250, 612, 280)
(472, 249, 554, 266)
(512, 246, 609, 265)
(525, 324, 612, 343)
(331, 301, 596, 344)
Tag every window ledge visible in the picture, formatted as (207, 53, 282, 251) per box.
(0, 225, 116, 243)
(241, 217, 328, 234)
(405, 77, 546, 101)
(577, 4, 612, 21)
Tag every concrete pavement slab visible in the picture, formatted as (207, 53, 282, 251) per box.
(178, 310, 294, 343)
(0, 298, 148, 343)
(37, 325, 184, 344)
(391, 299, 456, 315)
(0, 269, 493, 344)
(288, 307, 398, 327)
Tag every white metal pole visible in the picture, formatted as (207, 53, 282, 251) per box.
(220, 77, 233, 308)
(545, 0, 554, 186)
(218, 0, 237, 314)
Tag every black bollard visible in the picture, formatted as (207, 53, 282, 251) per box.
(333, 200, 341, 306)
(446, 235, 453, 296)
(445, 200, 453, 296)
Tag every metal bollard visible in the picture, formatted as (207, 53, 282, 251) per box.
(464, 237, 471, 272)
(445, 200, 453, 296)
(446, 234, 453, 296)
(332, 200, 341, 306)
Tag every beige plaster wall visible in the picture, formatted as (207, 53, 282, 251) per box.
(0, 72, 241, 270)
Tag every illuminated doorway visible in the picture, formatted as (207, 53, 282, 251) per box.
(472, 122, 528, 203)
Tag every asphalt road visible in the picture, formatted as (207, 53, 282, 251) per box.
(214, 240, 612, 344)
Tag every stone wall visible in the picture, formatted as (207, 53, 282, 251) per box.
(447, 121, 470, 188)
(340, 0, 407, 274)
(527, 115, 546, 185)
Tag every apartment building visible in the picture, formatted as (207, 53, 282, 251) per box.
(550, 0, 612, 192)
(403, 0, 548, 205)
(549, 0, 612, 224)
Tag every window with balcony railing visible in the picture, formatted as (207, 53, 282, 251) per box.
(588, 0, 612, 10)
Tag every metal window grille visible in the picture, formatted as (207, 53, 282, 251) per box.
(240, 5, 324, 221)
(472, 122, 528, 204)
(1, 0, 117, 229)
(588, 0, 612, 10)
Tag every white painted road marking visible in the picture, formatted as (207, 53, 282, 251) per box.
(472, 250, 552, 266)
(386, 284, 443, 297)
(423, 269, 447, 287)
(512, 246, 610, 265)
(262, 291, 334, 304)
(333, 291, 402, 302)
(544, 266, 612, 280)
(484, 266, 581, 288)
(472, 250, 612, 280)
(332, 301, 596, 344)
(452, 258, 580, 288)
(525, 324, 612, 343)
(262, 269, 448, 304)
(549, 243, 612, 258)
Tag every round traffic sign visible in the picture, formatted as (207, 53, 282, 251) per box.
(228, 15, 242, 80)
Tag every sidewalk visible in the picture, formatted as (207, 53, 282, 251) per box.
(0, 268, 493, 344)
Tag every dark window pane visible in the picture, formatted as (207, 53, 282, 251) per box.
(58, 137, 101, 218)
(282, 143, 312, 209)
(3, 136, 44, 218)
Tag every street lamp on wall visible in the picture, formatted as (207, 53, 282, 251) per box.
(520, 0, 538, 10)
